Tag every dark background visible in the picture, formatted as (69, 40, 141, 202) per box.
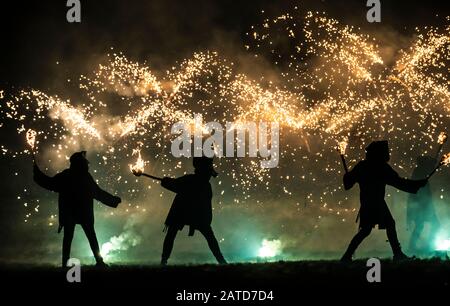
(1, 0, 448, 88)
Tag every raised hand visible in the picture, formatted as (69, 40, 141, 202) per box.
(132, 170, 142, 177)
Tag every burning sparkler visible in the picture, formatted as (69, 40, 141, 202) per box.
(427, 153, 450, 178)
(336, 139, 349, 173)
(435, 132, 448, 159)
(440, 153, 450, 166)
(129, 148, 145, 175)
(337, 139, 348, 155)
(438, 132, 448, 145)
(129, 147, 162, 181)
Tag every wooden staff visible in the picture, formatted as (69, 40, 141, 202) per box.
(427, 164, 441, 179)
(132, 170, 162, 181)
(340, 154, 349, 173)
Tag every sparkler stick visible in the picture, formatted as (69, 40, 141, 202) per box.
(427, 153, 450, 179)
(132, 171, 163, 181)
(434, 132, 448, 160)
(340, 154, 348, 173)
(336, 139, 349, 173)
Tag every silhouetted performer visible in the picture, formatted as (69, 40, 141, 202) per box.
(340, 141, 427, 261)
(33, 151, 121, 267)
(407, 156, 440, 253)
(159, 157, 226, 265)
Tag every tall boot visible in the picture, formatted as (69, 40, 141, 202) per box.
(387, 225, 410, 261)
(200, 226, 228, 264)
(214, 253, 228, 265)
(341, 227, 372, 262)
(161, 226, 178, 266)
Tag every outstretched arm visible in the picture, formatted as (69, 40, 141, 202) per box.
(161, 176, 187, 193)
(386, 165, 427, 194)
(33, 163, 60, 192)
(89, 174, 121, 208)
(132, 170, 162, 181)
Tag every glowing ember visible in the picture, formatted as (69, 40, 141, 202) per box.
(129, 146, 145, 174)
(438, 132, 448, 145)
(440, 153, 450, 166)
(337, 139, 348, 155)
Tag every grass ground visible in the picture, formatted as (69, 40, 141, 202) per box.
(1, 259, 449, 302)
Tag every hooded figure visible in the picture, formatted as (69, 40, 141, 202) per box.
(340, 141, 427, 261)
(33, 151, 121, 267)
(157, 156, 226, 265)
(407, 156, 440, 253)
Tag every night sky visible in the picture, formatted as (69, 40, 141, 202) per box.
(0, 0, 449, 265)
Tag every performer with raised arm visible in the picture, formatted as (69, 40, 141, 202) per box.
(340, 141, 427, 262)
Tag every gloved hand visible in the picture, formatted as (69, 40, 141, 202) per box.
(132, 170, 142, 177)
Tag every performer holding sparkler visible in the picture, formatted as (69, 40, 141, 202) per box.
(340, 141, 428, 262)
(33, 151, 122, 267)
(133, 156, 227, 265)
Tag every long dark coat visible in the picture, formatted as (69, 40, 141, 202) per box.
(344, 160, 423, 229)
(161, 174, 213, 233)
(33, 164, 118, 227)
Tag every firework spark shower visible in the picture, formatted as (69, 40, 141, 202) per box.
(0, 2, 449, 296)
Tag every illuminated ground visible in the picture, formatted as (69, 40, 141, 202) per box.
(1, 259, 449, 301)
